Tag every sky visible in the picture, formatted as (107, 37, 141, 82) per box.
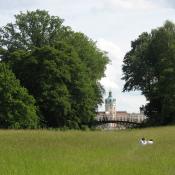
(0, 0, 175, 112)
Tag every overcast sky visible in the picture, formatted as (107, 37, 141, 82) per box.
(1, 0, 175, 112)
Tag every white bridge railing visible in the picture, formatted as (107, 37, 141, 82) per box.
(95, 114, 147, 124)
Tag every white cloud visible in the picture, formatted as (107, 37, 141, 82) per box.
(100, 78, 119, 89)
(97, 39, 123, 90)
(116, 92, 147, 113)
(103, 0, 159, 10)
(97, 38, 146, 112)
(0, 0, 39, 10)
(97, 38, 123, 59)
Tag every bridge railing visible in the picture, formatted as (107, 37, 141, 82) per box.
(95, 114, 146, 124)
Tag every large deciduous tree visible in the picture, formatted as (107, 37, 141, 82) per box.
(0, 10, 108, 128)
(122, 21, 175, 125)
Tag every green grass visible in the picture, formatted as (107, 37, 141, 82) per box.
(0, 126, 175, 175)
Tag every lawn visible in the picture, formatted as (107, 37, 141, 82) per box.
(0, 126, 174, 175)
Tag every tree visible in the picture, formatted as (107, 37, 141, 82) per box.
(0, 62, 39, 128)
(7, 44, 105, 128)
(122, 21, 175, 125)
(0, 10, 109, 128)
(0, 10, 66, 51)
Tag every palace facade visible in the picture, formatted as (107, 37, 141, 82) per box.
(96, 91, 146, 129)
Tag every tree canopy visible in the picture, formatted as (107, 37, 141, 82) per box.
(0, 63, 39, 128)
(122, 21, 175, 125)
(0, 10, 109, 128)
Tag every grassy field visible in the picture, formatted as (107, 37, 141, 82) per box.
(0, 126, 174, 175)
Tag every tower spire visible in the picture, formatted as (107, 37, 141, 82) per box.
(109, 90, 112, 97)
(105, 90, 116, 116)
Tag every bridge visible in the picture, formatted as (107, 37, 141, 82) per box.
(93, 115, 147, 129)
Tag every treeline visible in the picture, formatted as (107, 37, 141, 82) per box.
(0, 10, 109, 129)
(122, 21, 175, 125)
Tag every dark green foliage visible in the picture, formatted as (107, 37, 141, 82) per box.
(0, 10, 108, 128)
(65, 32, 108, 80)
(122, 21, 175, 125)
(0, 63, 39, 128)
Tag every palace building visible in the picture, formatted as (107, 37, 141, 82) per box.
(96, 91, 146, 129)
